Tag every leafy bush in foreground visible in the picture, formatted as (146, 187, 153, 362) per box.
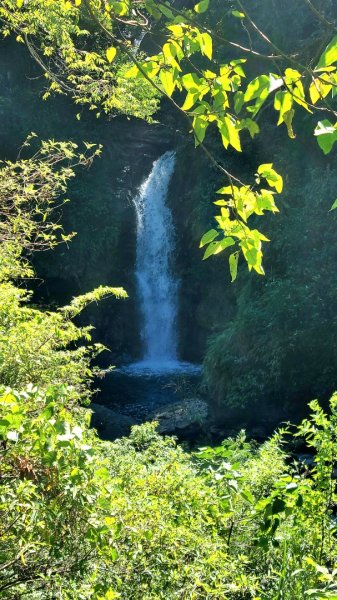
(1, 384, 337, 599)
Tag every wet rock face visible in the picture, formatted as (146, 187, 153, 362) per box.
(90, 397, 209, 442)
(90, 403, 135, 441)
(155, 398, 208, 437)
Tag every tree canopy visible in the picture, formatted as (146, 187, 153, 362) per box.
(1, 0, 337, 277)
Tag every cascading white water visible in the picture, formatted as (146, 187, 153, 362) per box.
(133, 151, 178, 369)
(120, 151, 200, 376)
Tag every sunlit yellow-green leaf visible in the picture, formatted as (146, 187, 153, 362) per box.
(160, 69, 175, 96)
(244, 74, 273, 117)
(182, 92, 198, 110)
(217, 185, 237, 195)
(257, 164, 283, 193)
(181, 72, 202, 92)
(110, 1, 128, 16)
(106, 47, 117, 63)
(199, 32, 213, 60)
(203, 237, 235, 259)
(310, 75, 333, 104)
(274, 90, 293, 125)
(317, 35, 337, 69)
(200, 229, 219, 248)
(218, 116, 241, 152)
(193, 115, 208, 145)
(232, 10, 245, 18)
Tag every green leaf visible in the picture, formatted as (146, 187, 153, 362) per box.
(181, 72, 202, 92)
(284, 109, 296, 139)
(199, 33, 213, 60)
(310, 76, 333, 104)
(103, 589, 120, 599)
(106, 47, 117, 63)
(194, 0, 209, 14)
(244, 74, 272, 117)
(217, 185, 238, 197)
(239, 118, 260, 138)
(181, 92, 198, 110)
(226, 117, 241, 152)
(203, 237, 235, 259)
(257, 164, 283, 193)
(234, 91, 244, 114)
(329, 199, 337, 211)
(193, 115, 209, 145)
(274, 90, 293, 125)
(158, 3, 174, 18)
(317, 35, 337, 69)
(159, 69, 175, 96)
(144, 0, 162, 19)
(232, 10, 245, 18)
(314, 119, 337, 154)
(241, 490, 254, 504)
(218, 116, 241, 152)
(229, 252, 239, 281)
(110, 1, 129, 16)
(203, 241, 220, 259)
(257, 190, 279, 213)
(244, 75, 270, 102)
(124, 64, 139, 78)
(162, 43, 181, 70)
(200, 229, 219, 248)
(272, 498, 286, 514)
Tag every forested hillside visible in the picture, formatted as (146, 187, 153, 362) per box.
(1, 0, 337, 597)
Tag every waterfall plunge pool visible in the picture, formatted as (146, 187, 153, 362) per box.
(119, 360, 201, 376)
(96, 365, 203, 438)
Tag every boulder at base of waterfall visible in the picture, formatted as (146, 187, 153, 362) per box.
(154, 398, 208, 436)
(90, 403, 135, 441)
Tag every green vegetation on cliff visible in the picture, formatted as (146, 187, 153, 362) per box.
(1, 1, 337, 598)
(1, 168, 337, 595)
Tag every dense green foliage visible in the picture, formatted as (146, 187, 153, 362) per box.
(0, 0, 160, 119)
(201, 140, 337, 415)
(3, 375, 337, 596)
(1, 2, 337, 598)
(2, 0, 337, 278)
(0, 138, 336, 599)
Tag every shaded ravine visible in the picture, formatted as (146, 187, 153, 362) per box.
(93, 152, 202, 440)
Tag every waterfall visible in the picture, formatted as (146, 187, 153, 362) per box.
(133, 31, 146, 53)
(133, 151, 178, 369)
